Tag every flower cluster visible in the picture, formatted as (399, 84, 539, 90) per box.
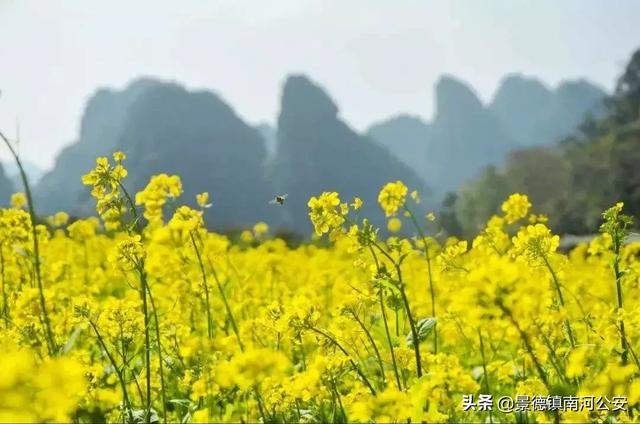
(377, 180, 408, 217)
(2, 160, 640, 423)
(0, 342, 86, 422)
(307, 191, 346, 236)
(81, 152, 130, 230)
(511, 223, 560, 264)
(135, 173, 183, 225)
(501, 193, 532, 224)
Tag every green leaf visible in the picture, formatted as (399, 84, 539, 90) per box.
(130, 409, 160, 424)
(406, 317, 437, 347)
(61, 325, 83, 354)
(378, 277, 399, 293)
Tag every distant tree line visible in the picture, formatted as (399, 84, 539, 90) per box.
(445, 48, 640, 237)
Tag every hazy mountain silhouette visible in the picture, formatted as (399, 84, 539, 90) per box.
(272, 75, 428, 233)
(426, 76, 515, 194)
(366, 115, 431, 181)
(490, 75, 555, 146)
(33, 70, 609, 233)
(36, 78, 277, 229)
(34, 79, 158, 214)
(367, 76, 515, 196)
(256, 123, 277, 160)
(112, 81, 277, 229)
(367, 74, 606, 197)
(490, 74, 606, 146)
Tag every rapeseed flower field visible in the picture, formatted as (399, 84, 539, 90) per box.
(1, 151, 640, 423)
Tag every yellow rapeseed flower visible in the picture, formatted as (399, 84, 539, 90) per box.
(10, 192, 26, 209)
(307, 191, 345, 236)
(1, 152, 639, 423)
(196, 192, 212, 208)
(378, 180, 408, 217)
(387, 217, 402, 233)
(501, 193, 532, 224)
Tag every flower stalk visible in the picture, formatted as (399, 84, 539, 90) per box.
(0, 129, 56, 355)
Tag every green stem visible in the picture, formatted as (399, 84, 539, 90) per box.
(329, 376, 337, 423)
(478, 329, 491, 394)
(538, 329, 570, 385)
(625, 336, 640, 371)
(477, 328, 495, 423)
(117, 182, 142, 233)
(395, 308, 399, 337)
(88, 319, 134, 422)
(201, 245, 244, 351)
(138, 265, 152, 424)
(543, 255, 576, 348)
(117, 180, 152, 423)
(398, 281, 423, 377)
(371, 241, 423, 377)
(309, 326, 376, 395)
(380, 288, 402, 391)
(254, 387, 268, 423)
(131, 371, 145, 408)
(612, 234, 629, 364)
(190, 233, 214, 339)
(349, 310, 386, 388)
(405, 206, 438, 353)
(368, 246, 402, 390)
(1, 130, 56, 355)
(498, 301, 550, 390)
(330, 374, 346, 422)
(1, 246, 9, 328)
(297, 334, 307, 370)
(147, 283, 168, 424)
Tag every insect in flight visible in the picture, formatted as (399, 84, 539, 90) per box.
(269, 194, 288, 205)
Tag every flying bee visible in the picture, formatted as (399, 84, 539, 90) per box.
(269, 194, 288, 205)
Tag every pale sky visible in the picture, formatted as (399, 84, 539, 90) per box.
(1, 0, 639, 169)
